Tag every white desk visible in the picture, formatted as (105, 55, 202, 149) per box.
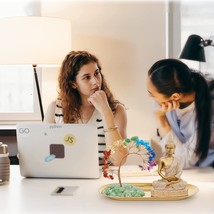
(1, 166, 214, 214)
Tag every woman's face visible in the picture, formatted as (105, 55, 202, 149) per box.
(146, 76, 172, 105)
(72, 62, 102, 99)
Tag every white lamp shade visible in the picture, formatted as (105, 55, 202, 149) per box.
(0, 16, 71, 65)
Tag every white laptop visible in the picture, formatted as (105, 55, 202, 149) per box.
(16, 123, 100, 179)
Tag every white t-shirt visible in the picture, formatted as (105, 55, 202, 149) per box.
(160, 102, 214, 168)
(160, 102, 198, 168)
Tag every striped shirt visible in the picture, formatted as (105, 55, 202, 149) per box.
(54, 99, 106, 165)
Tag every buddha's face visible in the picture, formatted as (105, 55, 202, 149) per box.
(165, 143, 175, 155)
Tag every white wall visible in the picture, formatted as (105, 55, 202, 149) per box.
(41, 0, 167, 144)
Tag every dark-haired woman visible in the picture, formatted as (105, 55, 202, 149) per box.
(44, 50, 127, 166)
(146, 58, 214, 168)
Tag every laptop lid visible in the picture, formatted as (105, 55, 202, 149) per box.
(16, 123, 100, 179)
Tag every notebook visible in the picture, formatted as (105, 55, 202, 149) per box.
(16, 123, 100, 179)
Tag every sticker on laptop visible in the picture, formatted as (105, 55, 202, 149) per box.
(64, 134, 76, 146)
(45, 144, 65, 162)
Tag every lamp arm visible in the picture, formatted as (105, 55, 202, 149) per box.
(33, 64, 44, 121)
(203, 39, 214, 47)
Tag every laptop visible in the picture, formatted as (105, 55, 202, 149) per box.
(16, 123, 100, 179)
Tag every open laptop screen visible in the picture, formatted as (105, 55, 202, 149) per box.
(16, 123, 100, 179)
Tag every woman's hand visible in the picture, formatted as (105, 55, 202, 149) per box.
(153, 100, 180, 137)
(88, 90, 128, 166)
(154, 100, 180, 117)
(88, 90, 110, 113)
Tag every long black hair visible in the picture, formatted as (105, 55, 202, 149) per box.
(148, 58, 211, 160)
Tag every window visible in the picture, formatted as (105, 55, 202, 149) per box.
(168, 0, 214, 73)
(0, 66, 42, 121)
(180, 0, 214, 73)
(0, 1, 42, 123)
(0, 66, 34, 113)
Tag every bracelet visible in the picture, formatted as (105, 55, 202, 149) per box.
(103, 126, 118, 133)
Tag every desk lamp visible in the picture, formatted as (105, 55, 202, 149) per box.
(179, 34, 214, 62)
(0, 16, 71, 121)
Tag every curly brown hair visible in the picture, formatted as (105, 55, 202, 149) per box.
(58, 50, 121, 123)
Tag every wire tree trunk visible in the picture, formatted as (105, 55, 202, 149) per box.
(118, 153, 142, 187)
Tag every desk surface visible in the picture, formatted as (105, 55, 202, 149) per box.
(1, 166, 214, 214)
